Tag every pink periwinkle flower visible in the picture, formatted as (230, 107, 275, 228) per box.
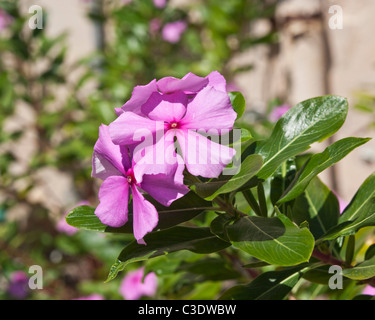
(110, 71, 237, 179)
(149, 18, 161, 36)
(226, 82, 240, 93)
(332, 191, 348, 214)
(153, 0, 167, 8)
(119, 267, 157, 300)
(92, 125, 189, 244)
(162, 21, 187, 43)
(0, 9, 13, 31)
(269, 104, 291, 122)
(362, 285, 375, 296)
(7, 271, 29, 299)
(57, 201, 90, 235)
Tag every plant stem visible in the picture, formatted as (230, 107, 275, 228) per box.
(311, 249, 345, 267)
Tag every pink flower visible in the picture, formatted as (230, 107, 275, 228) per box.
(149, 18, 161, 35)
(57, 201, 90, 235)
(362, 285, 375, 296)
(119, 267, 157, 300)
(92, 125, 189, 243)
(122, 0, 133, 4)
(338, 197, 348, 214)
(109, 71, 237, 179)
(162, 21, 187, 43)
(269, 104, 291, 122)
(7, 271, 29, 299)
(153, 0, 167, 8)
(74, 294, 105, 300)
(226, 82, 240, 92)
(332, 191, 348, 214)
(0, 9, 13, 31)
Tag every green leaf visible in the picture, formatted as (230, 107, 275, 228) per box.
(229, 91, 246, 119)
(342, 255, 375, 280)
(210, 213, 234, 241)
(270, 158, 297, 206)
(278, 137, 370, 204)
(365, 244, 375, 261)
(225, 213, 315, 266)
(339, 173, 375, 232)
(204, 155, 263, 201)
(219, 265, 308, 300)
(292, 178, 340, 239)
(107, 226, 231, 281)
(345, 235, 356, 266)
(177, 257, 242, 281)
(254, 96, 348, 180)
(323, 173, 375, 240)
(66, 192, 212, 233)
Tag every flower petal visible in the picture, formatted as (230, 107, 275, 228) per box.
(140, 157, 189, 207)
(120, 79, 158, 116)
(131, 185, 159, 243)
(176, 129, 236, 178)
(206, 71, 227, 93)
(141, 91, 187, 123)
(92, 124, 128, 180)
(95, 176, 129, 227)
(132, 129, 181, 181)
(157, 72, 208, 94)
(142, 272, 158, 296)
(181, 86, 237, 132)
(119, 268, 145, 300)
(109, 112, 162, 146)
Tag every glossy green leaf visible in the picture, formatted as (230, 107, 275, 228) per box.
(229, 91, 246, 119)
(365, 244, 375, 261)
(342, 255, 375, 280)
(219, 265, 308, 300)
(225, 213, 315, 266)
(177, 257, 242, 281)
(278, 137, 370, 204)
(323, 173, 375, 240)
(292, 178, 340, 239)
(107, 226, 231, 281)
(254, 96, 348, 180)
(66, 192, 212, 233)
(204, 155, 263, 201)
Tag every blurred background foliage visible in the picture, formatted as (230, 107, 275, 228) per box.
(0, 0, 373, 300)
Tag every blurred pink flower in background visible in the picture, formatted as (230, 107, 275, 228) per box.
(56, 201, 90, 235)
(338, 197, 348, 214)
(162, 21, 187, 43)
(153, 0, 167, 8)
(7, 271, 29, 299)
(149, 18, 161, 36)
(122, 0, 133, 5)
(0, 9, 13, 31)
(362, 285, 375, 296)
(332, 191, 348, 214)
(226, 82, 240, 93)
(74, 294, 105, 300)
(269, 104, 291, 122)
(119, 267, 158, 300)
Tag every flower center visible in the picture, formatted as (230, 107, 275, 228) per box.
(125, 169, 136, 185)
(169, 122, 179, 129)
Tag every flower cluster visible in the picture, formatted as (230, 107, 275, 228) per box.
(92, 72, 237, 244)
